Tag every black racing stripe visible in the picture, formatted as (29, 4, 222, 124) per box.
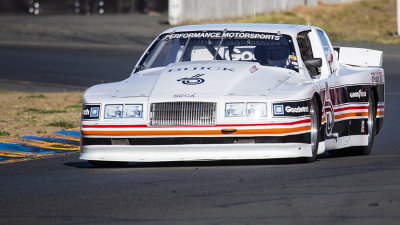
(349, 119, 368, 135)
(332, 120, 350, 136)
(376, 118, 384, 135)
(376, 84, 384, 102)
(321, 84, 381, 105)
(82, 134, 312, 146)
(323, 118, 369, 140)
(346, 85, 369, 103)
(81, 137, 111, 145)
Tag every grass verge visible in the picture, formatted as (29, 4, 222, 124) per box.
(0, 91, 83, 139)
(0, 131, 10, 136)
(23, 108, 67, 114)
(27, 94, 46, 99)
(47, 121, 79, 130)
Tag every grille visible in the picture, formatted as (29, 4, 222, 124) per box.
(150, 102, 216, 126)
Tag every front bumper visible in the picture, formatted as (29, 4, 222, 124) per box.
(80, 143, 313, 162)
(80, 117, 314, 162)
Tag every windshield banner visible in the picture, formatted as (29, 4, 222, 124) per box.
(164, 32, 281, 41)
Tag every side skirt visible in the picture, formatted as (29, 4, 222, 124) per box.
(325, 135, 368, 150)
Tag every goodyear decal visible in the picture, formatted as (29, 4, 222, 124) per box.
(273, 100, 310, 117)
(0, 129, 80, 164)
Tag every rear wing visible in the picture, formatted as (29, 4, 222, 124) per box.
(333, 47, 383, 67)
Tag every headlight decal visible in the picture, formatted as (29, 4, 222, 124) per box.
(124, 104, 143, 118)
(105, 104, 123, 119)
(104, 104, 143, 119)
(225, 102, 267, 117)
(225, 103, 245, 117)
(246, 103, 267, 117)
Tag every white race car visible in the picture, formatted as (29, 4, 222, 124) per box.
(80, 24, 384, 166)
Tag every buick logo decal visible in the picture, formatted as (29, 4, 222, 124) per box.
(177, 74, 205, 85)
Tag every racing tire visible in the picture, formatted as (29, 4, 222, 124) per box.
(301, 97, 320, 163)
(88, 160, 129, 168)
(353, 92, 376, 155)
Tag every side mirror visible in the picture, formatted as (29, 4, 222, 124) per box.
(304, 58, 322, 68)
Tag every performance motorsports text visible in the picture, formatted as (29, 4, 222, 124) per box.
(164, 32, 281, 40)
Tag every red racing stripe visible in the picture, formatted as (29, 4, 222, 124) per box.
(81, 125, 311, 137)
(334, 106, 368, 113)
(82, 119, 311, 129)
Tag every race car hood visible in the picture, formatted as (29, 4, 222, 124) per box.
(112, 61, 295, 101)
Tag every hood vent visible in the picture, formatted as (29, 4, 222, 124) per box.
(150, 102, 216, 126)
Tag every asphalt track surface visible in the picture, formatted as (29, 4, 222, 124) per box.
(0, 42, 400, 225)
(0, 44, 141, 89)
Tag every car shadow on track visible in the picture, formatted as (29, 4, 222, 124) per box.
(64, 156, 329, 169)
(63, 149, 372, 169)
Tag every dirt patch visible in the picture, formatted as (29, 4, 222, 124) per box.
(0, 91, 83, 140)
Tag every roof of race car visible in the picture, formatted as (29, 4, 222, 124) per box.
(162, 23, 313, 37)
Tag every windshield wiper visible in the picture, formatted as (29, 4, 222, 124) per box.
(134, 64, 145, 73)
(213, 28, 227, 60)
(178, 36, 191, 62)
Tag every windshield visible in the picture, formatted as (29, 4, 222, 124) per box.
(135, 31, 298, 72)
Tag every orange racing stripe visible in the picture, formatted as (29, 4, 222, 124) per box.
(335, 112, 368, 120)
(81, 126, 311, 137)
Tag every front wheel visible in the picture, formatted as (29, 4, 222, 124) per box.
(301, 97, 320, 163)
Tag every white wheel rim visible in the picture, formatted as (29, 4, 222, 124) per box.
(367, 96, 374, 143)
(310, 102, 318, 152)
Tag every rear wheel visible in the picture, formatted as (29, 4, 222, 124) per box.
(354, 92, 376, 155)
(302, 97, 320, 163)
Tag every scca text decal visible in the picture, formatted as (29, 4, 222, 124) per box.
(174, 93, 196, 98)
